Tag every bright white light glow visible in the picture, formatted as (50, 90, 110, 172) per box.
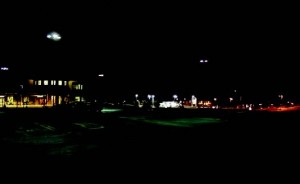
(1, 67, 9, 70)
(98, 74, 104, 77)
(159, 101, 180, 108)
(47, 31, 61, 41)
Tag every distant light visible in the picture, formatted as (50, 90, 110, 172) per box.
(47, 31, 61, 41)
(200, 60, 208, 63)
(135, 94, 138, 98)
(98, 74, 104, 77)
(1, 67, 9, 71)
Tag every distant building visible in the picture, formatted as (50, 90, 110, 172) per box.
(0, 67, 85, 108)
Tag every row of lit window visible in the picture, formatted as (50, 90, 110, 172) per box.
(35, 80, 67, 86)
(34, 80, 83, 90)
(74, 84, 83, 90)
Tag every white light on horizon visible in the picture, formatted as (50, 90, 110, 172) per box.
(1, 67, 9, 70)
(98, 74, 104, 77)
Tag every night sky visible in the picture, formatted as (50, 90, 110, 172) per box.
(1, 2, 299, 98)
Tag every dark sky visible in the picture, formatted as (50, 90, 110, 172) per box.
(1, 2, 300, 97)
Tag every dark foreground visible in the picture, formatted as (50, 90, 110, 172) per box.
(0, 108, 299, 173)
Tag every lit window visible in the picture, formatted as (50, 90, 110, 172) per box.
(64, 81, 67, 86)
(38, 80, 42, 85)
(74, 84, 80, 90)
(58, 80, 62, 86)
(44, 80, 48, 85)
(51, 80, 56, 85)
(35, 81, 37, 85)
(75, 96, 81, 102)
(80, 85, 83, 90)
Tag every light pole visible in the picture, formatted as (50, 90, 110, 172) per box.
(151, 95, 155, 108)
(135, 94, 139, 107)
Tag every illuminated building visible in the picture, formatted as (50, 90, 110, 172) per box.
(0, 66, 85, 108)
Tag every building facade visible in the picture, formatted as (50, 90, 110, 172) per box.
(0, 66, 85, 108)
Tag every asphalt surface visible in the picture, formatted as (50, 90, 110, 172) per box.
(0, 107, 299, 173)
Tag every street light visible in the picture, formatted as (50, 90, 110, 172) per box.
(173, 94, 178, 101)
(47, 31, 62, 41)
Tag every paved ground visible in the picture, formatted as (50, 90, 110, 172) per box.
(0, 107, 299, 170)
